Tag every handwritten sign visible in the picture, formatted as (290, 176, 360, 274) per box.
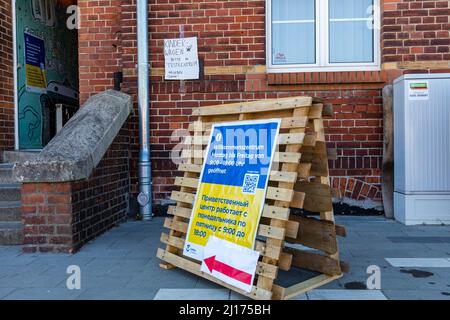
(164, 37, 199, 80)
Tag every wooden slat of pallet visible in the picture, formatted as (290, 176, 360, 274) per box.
(255, 241, 282, 260)
(285, 215, 338, 255)
(281, 274, 342, 300)
(258, 224, 286, 240)
(167, 205, 191, 219)
(157, 249, 273, 300)
(191, 97, 312, 117)
(285, 247, 343, 276)
(170, 191, 195, 205)
(164, 217, 188, 234)
(294, 181, 333, 213)
(188, 116, 309, 132)
(266, 187, 295, 203)
(184, 133, 309, 146)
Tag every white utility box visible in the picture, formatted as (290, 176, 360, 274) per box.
(394, 73, 450, 225)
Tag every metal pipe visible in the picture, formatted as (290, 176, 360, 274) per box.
(137, 0, 152, 221)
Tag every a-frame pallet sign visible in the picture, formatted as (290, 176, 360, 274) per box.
(157, 96, 348, 300)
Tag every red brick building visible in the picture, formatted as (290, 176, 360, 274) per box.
(1, 0, 450, 221)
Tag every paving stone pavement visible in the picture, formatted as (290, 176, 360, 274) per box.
(0, 216, 449, 300)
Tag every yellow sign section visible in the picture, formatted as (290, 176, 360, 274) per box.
(183, 119, 281, 261)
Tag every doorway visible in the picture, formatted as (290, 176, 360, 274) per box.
(14, 0, 79, 150)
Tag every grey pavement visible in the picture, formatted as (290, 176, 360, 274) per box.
(0, 216, 449, 300)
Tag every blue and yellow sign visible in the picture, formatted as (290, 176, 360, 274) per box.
(184, 119, 281, 261)
(24, 32, 47, 93)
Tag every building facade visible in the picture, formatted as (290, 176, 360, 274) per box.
(1, 0, 450, 214)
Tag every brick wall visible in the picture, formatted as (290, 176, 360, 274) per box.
(382, 0, 450, 72)
(21, 128, 130, 253)
(78, 0, 123, 104)
(0, 0, 14, 154)
(78, 0, 450, 209)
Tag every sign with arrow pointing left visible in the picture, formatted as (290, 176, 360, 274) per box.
(201, 236, 260, 293)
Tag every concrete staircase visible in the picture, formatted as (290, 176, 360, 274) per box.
(0, 151, 39, 245)
(0, 163, 23, 245)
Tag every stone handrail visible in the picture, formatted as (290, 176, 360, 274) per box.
(14, 90, 132, 183)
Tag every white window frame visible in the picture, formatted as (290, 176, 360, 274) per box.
(266, 0, 381, 73)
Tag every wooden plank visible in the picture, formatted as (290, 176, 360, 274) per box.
(294, 181, 333, 213)
(258, 224, 285, 240)
(164, 217, 189, 234)
(261, 205, 290, 221)
(308, 104, 324, 119)
(167, 206, 192, 219)
(285, 215, 338, 255)
(290, 191, 306, 209)
(174, 177, 200, 189)
(286, 247, 343, 276)
(188, 116, 309, 132)
(179, 163, 202, 173)
(255, 241, 282, 260)
(269, 171, 298, 183)
(285, 220, 299, 239)
(160, 232, 185, 249)
(170, 191, 195, 205)
(278, 252, 293, 271)
(157, 249, 273, 300)
(297, 163, 312, 179)
(283, 274, 341, 300)
(192, 96, 312, 116)
(185, 133, 308, 146)
(266, 187, 295, 203)
(274, 152, 302, 164)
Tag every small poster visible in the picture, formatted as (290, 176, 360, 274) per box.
(183, 119, 281, 261)
(201, 236, 260, 293)
(408, 81, 429, 101)
(164, 37, 199, 80)
(24, 32, 47, 93)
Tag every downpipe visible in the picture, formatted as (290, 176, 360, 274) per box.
(137, 0, 153, 221)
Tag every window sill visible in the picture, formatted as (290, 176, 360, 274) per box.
(267, 70, 384, 85)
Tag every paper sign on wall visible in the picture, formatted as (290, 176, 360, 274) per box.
(164, 37, 199, 80)
(201, 236, 260, 293)
(183, 119, 281, 261)
(408, 81, 429, 100)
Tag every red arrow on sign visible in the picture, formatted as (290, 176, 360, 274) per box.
(203, 256, 252, 285)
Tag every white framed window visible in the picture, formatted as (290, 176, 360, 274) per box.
(267, 0, 381, 73)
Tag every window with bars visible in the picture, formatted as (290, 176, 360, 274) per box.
(267, 0, 380, 72)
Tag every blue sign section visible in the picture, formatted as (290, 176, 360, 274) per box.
(24, 33, 45, 68)
(202, 120, 281, 189)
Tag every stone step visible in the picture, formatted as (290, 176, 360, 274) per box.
(2, 151, 39, 164)
(0, 163, 16, 184)
(0, 221, 23, 245)
(0, 201, 21, 222)
(0, 184, 21, 202)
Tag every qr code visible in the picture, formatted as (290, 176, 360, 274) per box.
(242, 173, 260, 194)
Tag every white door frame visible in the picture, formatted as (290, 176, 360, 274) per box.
(12, 0, 19, 150)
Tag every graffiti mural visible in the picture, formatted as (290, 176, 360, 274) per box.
(16, 0, 79, 149)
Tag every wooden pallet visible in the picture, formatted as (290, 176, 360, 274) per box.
(156, 96, 348, 300)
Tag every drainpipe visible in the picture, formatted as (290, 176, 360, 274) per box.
(137, 0, 153, 221)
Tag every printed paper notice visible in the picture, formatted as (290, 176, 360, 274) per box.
(183, 119, 281, 261)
